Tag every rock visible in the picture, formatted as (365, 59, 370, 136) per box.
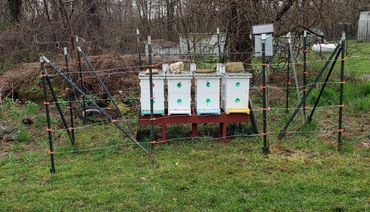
(169, 62, 184, 74)
(0, 123, 20, 141)
(3, 129, 20, 141)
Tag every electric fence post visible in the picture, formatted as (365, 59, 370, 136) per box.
(286, 46, 290, 114)
(217, 28, 222, 63)
(303, 31, 308, 118)
(76, 42, 87, 124)
(252, 24, 274, 155)
(63, 47, 76, 146)
(338, 33, 346, 152)
(136, 29, 143, 72)
(148, 36, 155, 154)
(40, 59, 56, 173)
(261, 34, 269, 155)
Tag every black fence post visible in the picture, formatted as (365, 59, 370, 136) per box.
(261, 35, 269, 155)
(148, 36, 155, 153)
(338, 33, 346, 152)
(303, 31, 308, 117)
(40, 60, 55, 173)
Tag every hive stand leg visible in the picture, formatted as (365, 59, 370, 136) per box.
(220, 122, 227, 140)
(161, 124, 167, 143)
(192, 123, 199, 137)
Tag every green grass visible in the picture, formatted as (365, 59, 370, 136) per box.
(347, 40, 370, 75)
(0, 137, 369, 211)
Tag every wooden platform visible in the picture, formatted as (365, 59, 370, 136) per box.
(138, 112, 250, 143)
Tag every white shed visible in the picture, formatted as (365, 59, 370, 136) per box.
(145, 39, 179, 57)
(357, 11, 370, 41)
(179, 33, 226, 55)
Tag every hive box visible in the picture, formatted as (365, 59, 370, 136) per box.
(221, 72, 252, 114)
(167, 72, 192, 115)
(139, 72, 165, 116)
(194, 73, 221, 115)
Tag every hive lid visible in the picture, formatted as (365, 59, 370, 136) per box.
(193, 72, 221, 78)
(138, 71, 166, 79)
(223, 72, 252, 78)
(167, 71, 192, 78)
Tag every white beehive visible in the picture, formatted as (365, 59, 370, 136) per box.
(221, 72, 252, 114)
(167, 72, 192, 115)
(194, 73, 221, 115)
(139, 72, 165, 116)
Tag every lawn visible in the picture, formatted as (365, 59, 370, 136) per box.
(347, 40, 370, 75)
(0, 134, 369, 211)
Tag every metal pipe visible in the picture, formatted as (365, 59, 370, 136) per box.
(217, 27, 222, 63)
(78, 47, 135, 135)
(77, 49, 87, 124)
(45, 76, 74, 146)
(278, 44, 341, 140)
(308, 46, 341, 122)
(136, 29, 143, 72)
(288, 33, 305, 123)
(286, 47, 290, 114)
(64, 47, 76, 145)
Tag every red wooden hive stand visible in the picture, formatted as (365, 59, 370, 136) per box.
(138, 111, 249, 144)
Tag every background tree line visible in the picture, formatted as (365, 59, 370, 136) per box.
(0, 0, 369, 70)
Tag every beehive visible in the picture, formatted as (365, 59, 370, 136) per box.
(221, 72, 252, 114)
(194, 72, 221, 115)
(139, 72, 165, 116)
(167, 72, 192, 115)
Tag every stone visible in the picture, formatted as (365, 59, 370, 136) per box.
(169, 62, 184, 74)
(0, 123, 20, 141)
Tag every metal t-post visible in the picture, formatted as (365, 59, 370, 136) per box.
(77, 48, 87, 124)
(217, 28, 222, 63)
(303, 31, 308, 118)
(148, 36, 155, 152)
(41, 61, 55, 173)
(261, 34, 269, 155)
(137, 29, 143, 72)
(338, 33, 346, 152)
(64, 47, 75, 145)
